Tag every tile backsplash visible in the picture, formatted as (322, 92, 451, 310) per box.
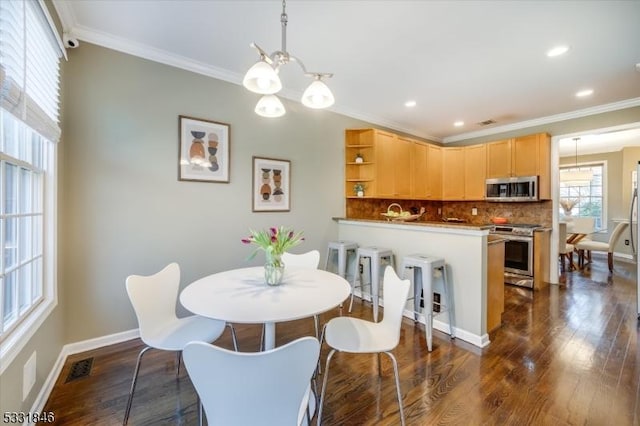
(345, 198, 552, 227)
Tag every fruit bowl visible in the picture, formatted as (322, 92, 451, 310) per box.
(491, 217, 508, 224)
(381, 203, 425, 222)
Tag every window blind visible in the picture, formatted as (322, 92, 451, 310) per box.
(0, 0, 62, 142)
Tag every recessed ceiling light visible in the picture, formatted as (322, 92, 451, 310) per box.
(546, 45, 569, 57)
(404, 100, 417, 107)
(454, 121, 464, 127)
(576, 89, 594, 97)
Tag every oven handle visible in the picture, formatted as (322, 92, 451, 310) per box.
(494, 234, 533, 242)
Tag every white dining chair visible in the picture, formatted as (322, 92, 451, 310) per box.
(283, 250, 321, 334)
(318, 266, 410, 426)
(183, 336, 320, 426)
(576, 221, 628, 272)
(259, 250, 321, 350)
(123, 262, 238, 425)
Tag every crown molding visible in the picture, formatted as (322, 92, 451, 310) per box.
(51, 0, 77, 32)
(443, 98, 640, 143)
(72, 25, 242, 85)
(52, 14, 638, 145)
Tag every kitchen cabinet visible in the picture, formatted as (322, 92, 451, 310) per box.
(391, 136, 416, 198)
(486, 139, 512, 178)
(426, 144, 442, 200)
(344, 129, 377, 198)
(485, 133, 551, 200)
(344, 129, 411, 199)
(441, 147, 465, 200)
(533, 229, 550, 290)
(411, 142, 441, 200)
(487, 236, 505, 332)
(410, 141, 428, 198)
(464, 144, 486, 200)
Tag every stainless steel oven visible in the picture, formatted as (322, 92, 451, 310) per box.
(490, 224, 539, 288)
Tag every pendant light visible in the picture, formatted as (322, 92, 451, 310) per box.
(255, 95, 286, 118)
(560, 137, 593, 185)
(243, 0, 334, 117)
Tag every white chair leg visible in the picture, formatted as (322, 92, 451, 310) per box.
(123, 346, 152, 425)
(318, 349, 337, 425)
(316, 323, 328, 375)
(385, 351, 405, 426)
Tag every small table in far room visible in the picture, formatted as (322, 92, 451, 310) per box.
(180, 266, 351, 350)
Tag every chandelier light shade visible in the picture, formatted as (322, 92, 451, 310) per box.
(560, 137, 593, 185)
(242, 0, 334, 117)
(301, 78, 335, 109)
(242, 60, 282, 94)
(255, 95, 286, 118)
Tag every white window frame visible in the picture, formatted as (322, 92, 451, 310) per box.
(0, 0, 60, 374)
(0, 123, 57, 374)
(559, 160, 607, 232)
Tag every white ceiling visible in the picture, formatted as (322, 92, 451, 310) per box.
(558, 127, 640, 158)
(53, 0, 640, 143)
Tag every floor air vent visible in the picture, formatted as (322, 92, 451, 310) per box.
(65, 357, 93, 383)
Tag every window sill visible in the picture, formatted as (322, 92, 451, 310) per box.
(0, 297, 57, 375)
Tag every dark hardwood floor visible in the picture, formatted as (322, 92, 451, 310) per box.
(42, 256, 640, 425)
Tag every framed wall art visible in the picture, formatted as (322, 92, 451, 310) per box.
(252, 156, 291, 212)
(178, 115, 230, 183)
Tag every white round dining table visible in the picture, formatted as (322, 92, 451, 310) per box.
(180, 266, 351, 350)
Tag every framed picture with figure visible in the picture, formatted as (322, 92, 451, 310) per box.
(178, 115, 230, 183)
(252, 156, 290, 212)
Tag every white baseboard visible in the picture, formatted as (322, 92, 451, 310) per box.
(27, 328, 140, 425)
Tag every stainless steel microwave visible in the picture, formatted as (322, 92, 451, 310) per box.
(485, 176, 538, 202)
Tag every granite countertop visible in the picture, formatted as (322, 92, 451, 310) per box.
(333, 217, 493, 231)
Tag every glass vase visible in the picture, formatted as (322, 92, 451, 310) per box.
(264, 253, 285, 286)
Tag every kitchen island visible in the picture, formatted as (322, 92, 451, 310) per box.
(336, 218, 496, 348)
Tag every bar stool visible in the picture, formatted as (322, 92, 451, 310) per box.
(324, 240, 358, 280)
(400, 254, 455, 351)
(348, 246, 395, 322)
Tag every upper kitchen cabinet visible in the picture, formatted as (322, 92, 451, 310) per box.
(442, 147, 465, 200)
(441, 144, 486, 201)
(345, 129, 377, 198)
(486, 133, 551, 200)
(412, 142, 442, 200)
(464, 144, 487, 200)
(426, 144, 442, 200)
(344, 129, 411, 199)
(379, 135, 412, 198)
(486, 139, 512, 178)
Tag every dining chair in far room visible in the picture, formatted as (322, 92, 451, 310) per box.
(318, 266, 410, 426)
(576, 221, 629, 272)
(558, 222, 575, 272)
(282, 250, 321, 336)
(183, 336, 320, 426)
(123, 262, 238, 425)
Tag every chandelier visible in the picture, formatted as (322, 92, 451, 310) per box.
(242, 0, 334, 117)
(560, 137, 593, 185)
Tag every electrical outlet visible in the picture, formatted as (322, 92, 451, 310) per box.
(472, 207, 478, 216)
(437, 207, 442, 215)
(23, 351, 36, 401)
(625, 239, 630, 246)
(433, 292, 441, 313)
